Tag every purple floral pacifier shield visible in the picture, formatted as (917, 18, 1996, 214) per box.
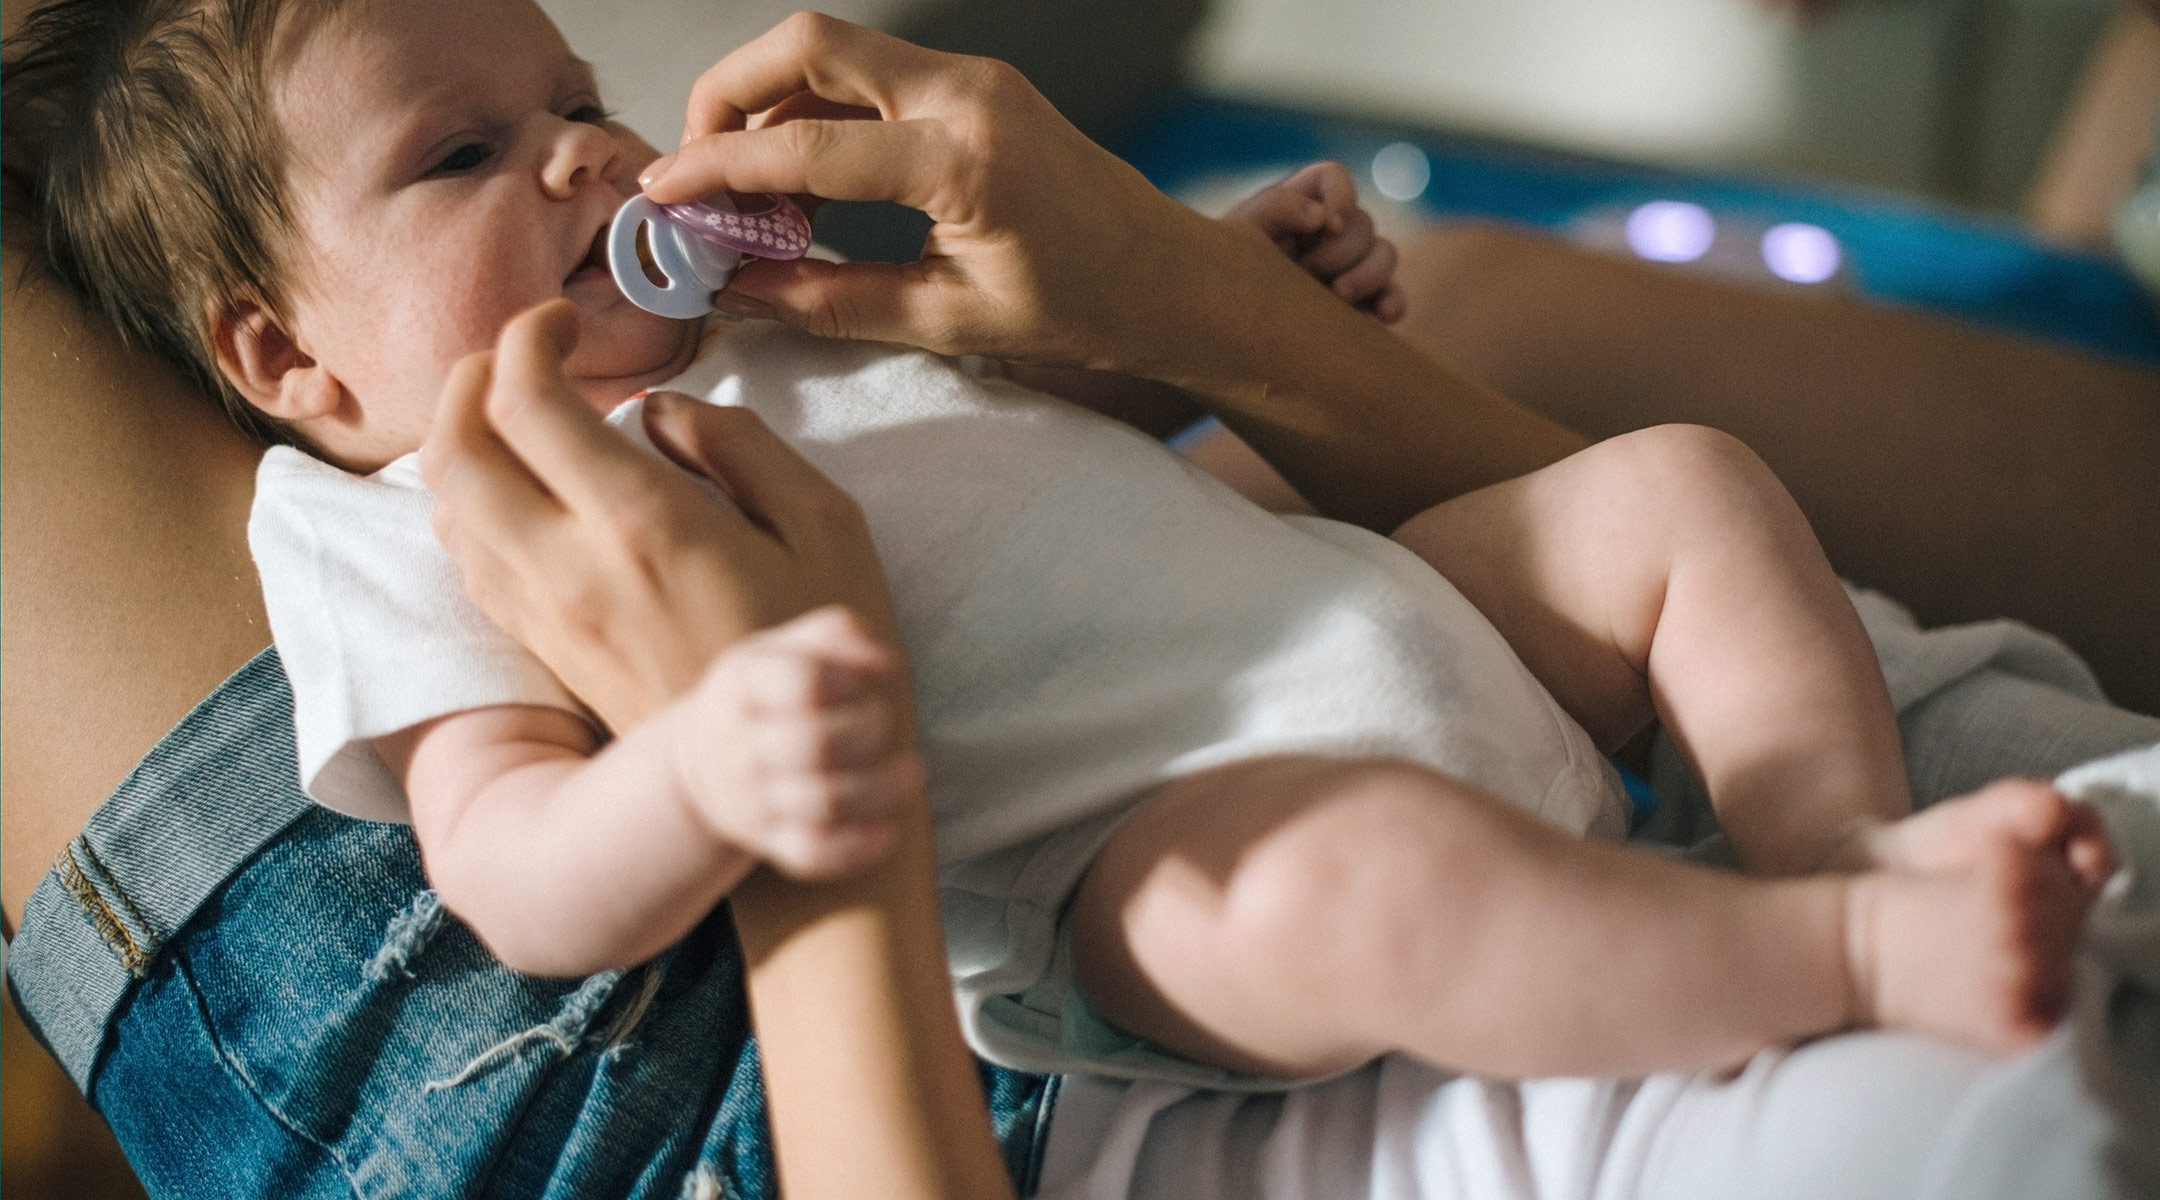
(662, 193, 812, 260)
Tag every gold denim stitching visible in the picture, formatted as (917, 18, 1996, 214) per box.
(74, 840, 158, 948)
(54, 842, 152, 978)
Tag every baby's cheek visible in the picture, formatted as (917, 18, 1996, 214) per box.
(568, 306, 698, 372)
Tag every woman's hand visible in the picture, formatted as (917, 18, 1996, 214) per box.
(638, 13, 1287, 380)
(419, 298, 904, 732)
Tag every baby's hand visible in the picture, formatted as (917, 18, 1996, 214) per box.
(670, 605, 925, 880)
(1843, 780, 2114, 1052)
(1227, 161, 1406, 323)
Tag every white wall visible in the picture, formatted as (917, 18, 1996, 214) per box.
(1191, 0, 1798, 165)
(537, 0, 924, 148)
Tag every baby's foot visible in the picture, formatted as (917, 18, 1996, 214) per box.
(1844, 817, 2100, 1052)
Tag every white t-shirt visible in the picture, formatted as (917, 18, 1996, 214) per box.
(250, 321, 1627, 1083)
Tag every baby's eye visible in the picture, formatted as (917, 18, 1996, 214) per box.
(566, 103, 613, 126)
(432, 141, 492, 175)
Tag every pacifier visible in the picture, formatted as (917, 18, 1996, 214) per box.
(607, 191, 813, 319)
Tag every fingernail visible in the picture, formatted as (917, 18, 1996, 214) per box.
(639, 153, 675, 190)
(710, 290, 774, 321)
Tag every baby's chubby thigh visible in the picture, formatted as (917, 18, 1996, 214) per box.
(1067, 752, 1549, 1083)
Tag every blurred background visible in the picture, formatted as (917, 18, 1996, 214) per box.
(562, 0, 2124, 211)
(543, 0, 2157, 359)
(5, 1, 2154, 1198)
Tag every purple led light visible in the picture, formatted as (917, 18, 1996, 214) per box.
(1625, 201, 1715, 263)
(1761, 223, 1840, 284)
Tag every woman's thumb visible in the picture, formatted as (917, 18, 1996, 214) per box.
(718, 257, 922, 345)
(643, 393, 847, 538)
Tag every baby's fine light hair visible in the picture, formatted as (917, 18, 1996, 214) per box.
(2, 0, 344, 443)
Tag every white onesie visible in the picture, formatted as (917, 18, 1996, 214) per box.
(249, 321, 1628, 1087)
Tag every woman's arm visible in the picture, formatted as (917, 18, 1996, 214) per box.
(421, 300, 1015, 1200)
(0, 221, 268, 935)
(1385, 223, 2160, 714)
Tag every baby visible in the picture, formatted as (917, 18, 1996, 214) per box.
(9, 0, 2112, 1086)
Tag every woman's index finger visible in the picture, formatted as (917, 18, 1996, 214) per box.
(482, 302, 669, 517)
(680, 14, 950, 141)
(646, 118, 957, 214)
(420, 347, 571, 557)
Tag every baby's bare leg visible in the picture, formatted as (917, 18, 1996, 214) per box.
(1070, 759, 2103, 1081)
(1391, 424, 1909, 873)
(1069, 754, 1861, 1080)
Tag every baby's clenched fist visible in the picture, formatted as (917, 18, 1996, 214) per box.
(668, 605, 925, 879)
(1227, 161, 1406, 323)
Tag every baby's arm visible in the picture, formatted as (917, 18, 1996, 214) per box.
(378, 607, 920, 975)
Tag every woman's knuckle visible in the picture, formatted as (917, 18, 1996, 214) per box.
(956, 53, 1023, 102)
(783, 116, 838, 165)
(782, 10, 839, 53)
(810, 488, 867, 531)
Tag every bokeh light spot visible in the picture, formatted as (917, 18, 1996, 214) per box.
(1371, 142, 1432, 203)
(1761, 222, 1841, 284)
(1625, 201, 1715, 263)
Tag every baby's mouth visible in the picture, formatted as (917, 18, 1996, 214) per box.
(568, 225, 609, 283)
(566, 222, 663, 288)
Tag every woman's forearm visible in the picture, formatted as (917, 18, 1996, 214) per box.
(731, 800, 1017, 1200)
(1113, 209, 1586, 530)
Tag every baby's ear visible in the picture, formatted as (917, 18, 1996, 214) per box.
(211, 301, 339, 421)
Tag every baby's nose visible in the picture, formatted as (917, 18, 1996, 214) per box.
(541, 120, 619, 200)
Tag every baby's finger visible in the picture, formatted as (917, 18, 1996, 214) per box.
(734, 645, 875, 713)
(768, 751, 925, 827)
(1278, 161, 1359, 218)
(1369, 281, 1407, 324)
(764, 813, 901, 880)
(1227, 186, 1327, 241)
(1329, 237, 1399, 306)
(757, 605, 896, 676)
(2060, 801, 2117, 891)
(748, 694, 895, 771)
(1297, 206, 1376, 278)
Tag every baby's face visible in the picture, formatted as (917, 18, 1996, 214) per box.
(272, 0, 697, 468)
